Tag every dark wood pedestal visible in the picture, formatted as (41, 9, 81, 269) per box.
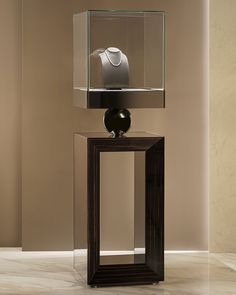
(74, 132, 164, 287)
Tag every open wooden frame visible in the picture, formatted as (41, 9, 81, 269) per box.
(87, 136, 164, 287)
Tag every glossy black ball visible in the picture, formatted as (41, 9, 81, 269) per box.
(103, 108, 131, 137)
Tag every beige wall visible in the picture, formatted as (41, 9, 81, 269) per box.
(22, 0, 209, 250)
(3, 0, 236, 254)
(0, 0, 21, 247)
(21, 0, 76, 250)
(0, 0, 208, 250)
(133, 0, 209, 250)
(210, 0, 236, 252)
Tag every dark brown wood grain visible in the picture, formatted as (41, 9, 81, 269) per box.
(87, 136, 164, 287)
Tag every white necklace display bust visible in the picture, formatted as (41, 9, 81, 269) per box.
(104, 47, 122, 67)
(99, 47, 129, 89)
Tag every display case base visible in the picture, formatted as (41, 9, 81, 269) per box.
(73, 88, 165, 109)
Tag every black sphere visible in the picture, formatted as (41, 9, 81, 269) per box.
(103, 108, 131, 137)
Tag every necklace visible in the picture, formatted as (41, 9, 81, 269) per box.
(104, 48, 122, 67)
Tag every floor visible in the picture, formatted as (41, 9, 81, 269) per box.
(0, 249, 235, 295)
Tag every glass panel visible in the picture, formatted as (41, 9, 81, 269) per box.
(73, 11, 88, 107)
(144, 12, 165, 89)
(99, 151, 145, 265)
(73, 135, 87, 282)
(89, 11, 164, 90)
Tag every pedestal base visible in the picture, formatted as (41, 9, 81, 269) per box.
(74, 132, 164, 287)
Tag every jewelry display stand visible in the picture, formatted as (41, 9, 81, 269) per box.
(73, 10, 165, 287)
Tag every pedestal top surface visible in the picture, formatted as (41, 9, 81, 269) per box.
(76, 132, 162, 139)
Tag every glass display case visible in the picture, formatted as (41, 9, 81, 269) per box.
(73, 10, 165, 108)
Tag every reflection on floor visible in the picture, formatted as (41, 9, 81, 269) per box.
(0, 248, 235, 295)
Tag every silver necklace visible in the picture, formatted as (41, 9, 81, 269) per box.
(104, 49, 122, 67)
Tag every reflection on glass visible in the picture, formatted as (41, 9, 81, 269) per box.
(99, 151, 145, 265)
(73, 135, 88, 282)
(89, 11, 164, 90)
